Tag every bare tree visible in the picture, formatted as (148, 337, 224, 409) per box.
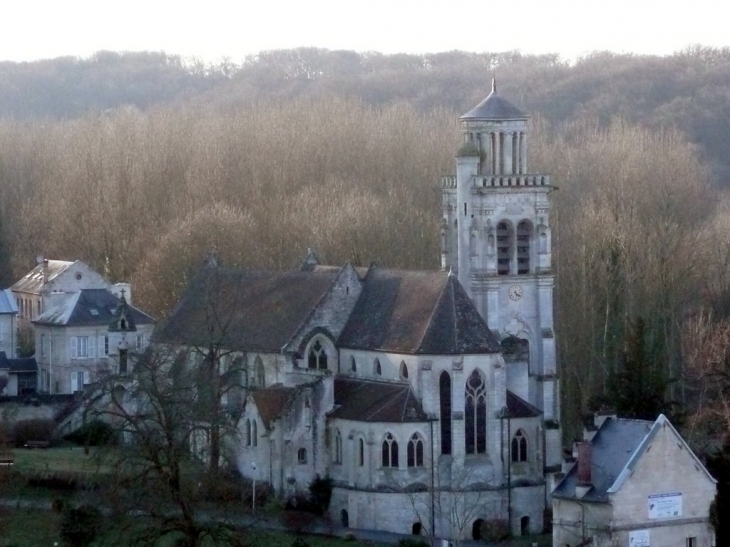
(682, 312, 730, 447)
(404, 461, 503, 547)
(91, 342, 247, 546)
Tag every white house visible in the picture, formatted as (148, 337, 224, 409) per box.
(33, 289, 155, 394)
(552, 414, 716, 547)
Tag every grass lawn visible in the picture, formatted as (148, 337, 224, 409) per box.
(9, 446, 111, 475)
(0, 508, 61, 546)
(0, 509, 391, 547)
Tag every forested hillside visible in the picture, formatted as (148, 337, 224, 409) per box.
(1, 47, 730, 436)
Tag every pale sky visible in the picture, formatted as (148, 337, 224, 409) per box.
(2, 0, 729, 64)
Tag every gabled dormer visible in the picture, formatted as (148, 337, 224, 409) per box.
(108, 291, 137, 334)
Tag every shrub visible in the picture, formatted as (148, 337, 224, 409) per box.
(59, 504, 103, 546)
(284, 510, 317, 535)
(307, 475, 333, 516)
(64, 420, 116, 446)
(479, 519, 509, 543)
(199, 469, 245, 503)
(12, 418, 54, 447)
(27, 473, 78, 491)
(398, 539, 429, 547)
(291, 537, 310, 547)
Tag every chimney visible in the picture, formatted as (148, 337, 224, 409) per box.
(575, 441, 593, 498)
(42, 258, 49, 285)
(577, 441, 592, 484)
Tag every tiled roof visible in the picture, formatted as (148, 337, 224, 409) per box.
(33, 289, 154, 327)
(0, 352, 37, 374)
(330, 377, 428, 423)
(250, 385, 297, 429)
(338, 269, 500, 355)
(506, 391, 542, 418)
(0, 289, 18, 314)
(11, 260, 74, 294)
(155, 266, 339, 352)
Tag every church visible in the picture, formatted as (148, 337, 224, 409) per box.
(159, 82, 562, 539)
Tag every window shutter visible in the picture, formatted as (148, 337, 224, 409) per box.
(70, 337, 77, 359)
(98, 336, 105, 356)
(83, 371, 90, 385)
(71, 373, 78, 392)
(89, 336, 95, 358)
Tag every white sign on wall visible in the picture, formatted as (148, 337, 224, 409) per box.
(629, 529, 650, 547)
(648, 492, 682, 519)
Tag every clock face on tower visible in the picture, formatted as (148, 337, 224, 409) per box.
(508, 285, 523, 301)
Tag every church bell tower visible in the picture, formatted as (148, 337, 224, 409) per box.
(441, 80, 559, 428)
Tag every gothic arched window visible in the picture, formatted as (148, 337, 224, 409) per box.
(511, 429, 527, 462)
(407, 434, 424, 467)
(308, 339, 328, 370)
(497, 221, 513, 275)
(350, 356, 356, 373)
(252, 356, 265, 389)
(334, 429, 342, 464)
(358, 438, 365, 467)
(381, 433, 398, 468)
(517, 220, 532, 274)
(246, 419, 251, 446)
(465, 370, 487, 454)
(252, 420, 258, 447)
(439, 371, 452, 455)
(374, 358, 382, 376)
(400, 361, 409, 379)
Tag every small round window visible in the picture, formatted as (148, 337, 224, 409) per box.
(75, 273, 82, 280)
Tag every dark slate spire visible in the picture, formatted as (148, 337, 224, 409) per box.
(460, 82, 527, 121)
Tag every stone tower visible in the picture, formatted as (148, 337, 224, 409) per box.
(441, 80, 560, 433)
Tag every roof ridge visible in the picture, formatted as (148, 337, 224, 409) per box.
(363, 385, 406, 421)
(414, 272, 450, 353)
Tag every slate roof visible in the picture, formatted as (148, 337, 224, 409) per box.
(11, 260, 74, 294)
(338, 269, 500, 355)
(0, 352, 37, 373)
(156, 266, 340, 352)
(33, 289, 154, 327)
(0, 289, 18, 314)
(461, 81, 527, 121)
(330, 377, 429, 423)
(506, 391, 542, 418)
(250, 384, 297, 429)
(553, 414, 715, 503)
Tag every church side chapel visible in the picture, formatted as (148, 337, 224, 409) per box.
(159, 82, 560, 539)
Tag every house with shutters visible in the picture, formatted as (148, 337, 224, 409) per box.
(9, 258, 155, 394)
(32, 289, 154, 394)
